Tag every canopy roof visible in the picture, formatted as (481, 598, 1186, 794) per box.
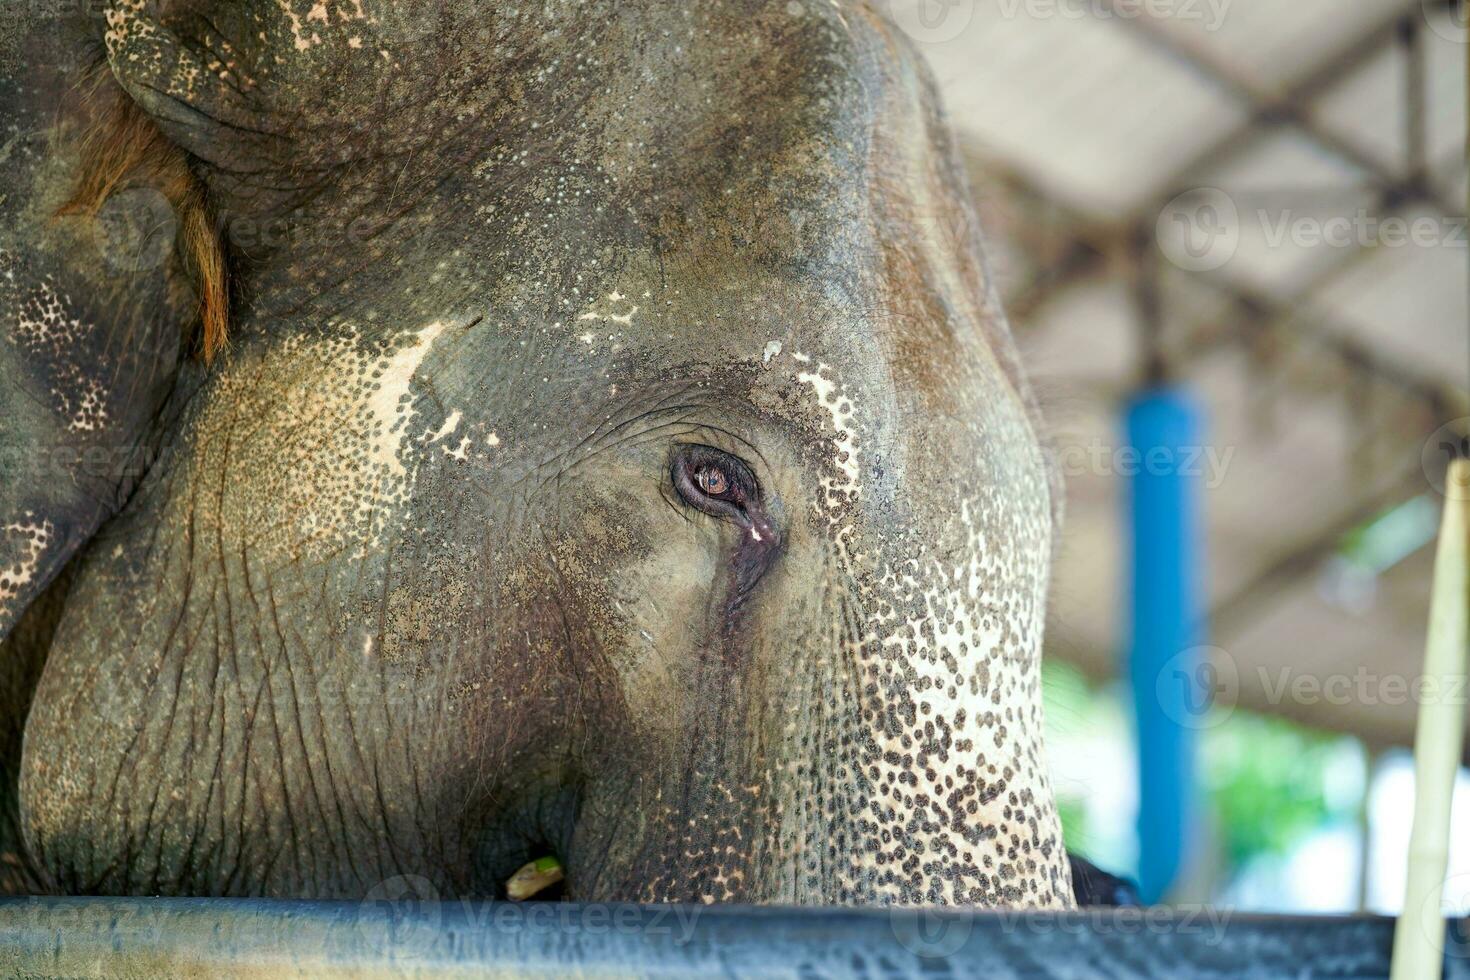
(916, 0, 1468, 747)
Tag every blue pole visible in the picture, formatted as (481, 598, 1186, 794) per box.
(1125, 388, 1206, 904)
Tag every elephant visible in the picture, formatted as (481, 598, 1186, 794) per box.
(0, 0, 1083, 909)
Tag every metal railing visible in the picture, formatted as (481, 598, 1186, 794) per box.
(1, 898, 1467, 978)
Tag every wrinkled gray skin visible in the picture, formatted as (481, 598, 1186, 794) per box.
(0, 0, 1072, 907)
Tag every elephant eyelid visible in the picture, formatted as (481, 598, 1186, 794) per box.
(670, 445, 760, 526)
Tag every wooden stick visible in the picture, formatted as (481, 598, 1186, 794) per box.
(1391, 459, 1469, 980)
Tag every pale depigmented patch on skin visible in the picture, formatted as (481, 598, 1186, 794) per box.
(106, 0, 368, 112)
(101, 0, 146, 51)
(423, 410, 488, 463)
(178, 320, 465, 562)
(577, 290, 640, 327)
(277, 0, 319, 52)
(803, 370, 1062, 908)
(842, 484, 1062, 908)
(1, 251, 110, 433)
(361, 320, 445, 480)
(739, 333, 1065, 907)
(0, 515, 53, 619)
(793, 357, 861, 519)
(424, 409, 462, 445)
(104, 1, 216, 102)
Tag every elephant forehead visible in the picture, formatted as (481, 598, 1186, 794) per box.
(171, 258, 1038, 568)
(457, 276, 1036, 530)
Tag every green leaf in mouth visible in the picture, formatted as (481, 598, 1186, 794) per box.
(506, 856, 564, 900)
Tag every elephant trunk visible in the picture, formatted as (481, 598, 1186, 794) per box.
(565, 578, 1073, 909)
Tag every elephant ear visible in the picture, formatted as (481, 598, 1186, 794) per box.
(0, 4, 204, 639)
(98, 0, 510, 224)
(3, 0, 493, 639)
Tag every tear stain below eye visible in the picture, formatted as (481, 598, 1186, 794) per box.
(667, 444, 782, 639)
(723, 511, 781, 637)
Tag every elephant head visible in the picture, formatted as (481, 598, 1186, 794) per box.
(4, 0, 1072, 908)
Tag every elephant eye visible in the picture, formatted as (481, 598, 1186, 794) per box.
(671, 444, 759, 525)
(695, 465, 731, 496)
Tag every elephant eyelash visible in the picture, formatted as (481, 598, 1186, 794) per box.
(670, 444, 760, 527)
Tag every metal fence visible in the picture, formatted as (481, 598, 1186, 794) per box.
(2, 898, 1469, 978)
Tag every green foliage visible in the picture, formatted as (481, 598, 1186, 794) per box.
(1040, 656, 1362, 884)
(1041, 658, 1094, 731)
(1041, 658, 1104, 855)
(1202, 712, 1357, 869)
(1056, 795, 1089, 849)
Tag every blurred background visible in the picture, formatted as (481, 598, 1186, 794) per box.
(891, 0, 1468, 912)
